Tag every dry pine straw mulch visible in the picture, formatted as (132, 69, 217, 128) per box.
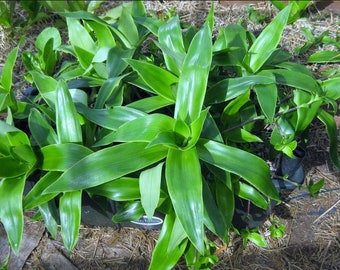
(0, 1, 339, 269)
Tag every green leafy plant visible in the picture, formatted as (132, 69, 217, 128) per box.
(270, 0, 313, 23)
(0, 2, 340, 269)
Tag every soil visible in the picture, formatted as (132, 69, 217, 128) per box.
(0, 1, 339, 269)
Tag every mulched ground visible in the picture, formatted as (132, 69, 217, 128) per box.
(0, 1, 339, 269)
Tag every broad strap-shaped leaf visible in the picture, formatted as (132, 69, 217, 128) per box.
(197, 139, 279, 201)
(317, 110, 340, 169)
(95, 76, 126, 109)
(261, 69, 322, 95)
(202, 179, 229, 241)
(205, 75, 275, 105)
(1, 47, 18, 93)
(0, 176, 25, 255)
(112, 201, 145, 223)
(174, 23, 212, 124)
(41, 143, 93, 171)
(308, 51, 340, 63)
(125, 59, 178, 101)
(112, 114, 176, 143)
(254, 83, 277, 123)
(140, 162, 164, 220)
(44, 142, 168, 193)
(76, 103, 146, 131)
(149, 214, 187, 270)
(158, 15, 186, 75)
(30, 72, 57, 108)
(38, 201, 59, 239)
(166, 147, 204, 253)
(243, 4, 291, 73)
(60, 190, 82, 251)
(321, 78, 340, 100)
(106, 47, 134, 78)
(24, 171, 62, 210)
(28, 108, 58, 147)
(127, 95, 174, 113)
(88, 177, 140, 201)
(67, 17, 96, 53)
(234, 181, 269, 209)
(56, 80, 82, 143)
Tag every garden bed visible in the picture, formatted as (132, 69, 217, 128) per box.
(0, 1, 339, 269)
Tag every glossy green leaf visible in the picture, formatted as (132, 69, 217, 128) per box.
(149, 214, 187, 270)
(95, 75, 127, 109)
(125, 59, 178, 101)
(189, 108, 209, 148)
(255, 83, 277, 122)
(112, 201, 144, 223)
(118, 5, 139, 46)
(202, 179, 229, 240)
(175, 23, 212, 124)
(243, 5, 291, 73)
(28, 108, 58, 147)
(168, 216, 187, 252)
(308, 51, 340, 63)
(44, 142, 168, 192)
(158, 15, 185, 75)
(41, 143, 93, 171)
(38, 201, 59, 239)
(35, 27, 61, 54)
(88, 177, 140, 201)
(56, 80, 82, 143)
(67, 17, 96, 54)
(205, 75, 275, 105)
(293, 90, 322, 132)
(0, 157, 29, 178)
(107, 47, 134, 78)
(265, 69, 321, 94)
(24, 171, 62, 210)
(166, 148, 204, 253)
(1, 47, 18, 92)
(234, 181, 268, 209)
(242, 230, 268, 247)
(225, 128, 263, 143)
(30, 72, 57, 107)
(0, 176, 25, 255)
(60, 190, 82, 251)
(317, 110, 340, 169)
(140, 162, 163, 220)
(197, 139, 279, 200)
(321, 78, 340, 100)
(112, 114, 175, 143)
(127, 95, 174, 113)
(76, 103, 146, 131)
(86, 20, 116, 49)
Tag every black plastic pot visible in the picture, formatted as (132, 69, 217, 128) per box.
(233, 146, 306, 230)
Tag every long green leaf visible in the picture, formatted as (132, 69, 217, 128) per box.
(197, 139, 279, 200)
(166, 148, 204, 253)
(125, 59, 178, 101)
(140, 162, 163, 220)
(308, 51, 340, 63)
(112, 114, 175, 143)
(175, 23, 212, 124)
(56, 80, 82, 143)
(38, 201, 59, 239)
(44, 142, 168, 192)
(88, 177, 140, 201)
(60, 190, 82, 251)
(24, 171, 62, 210)
(254, 83, 277, 122)
(149, 214, 187, 270)
(30, 72, 57, 108)
(317, 110, 340, 169)
(1, 47, 18, 92)
(243, 4, 291, 73)
(76, 103, 146, 131)
(127, 95, 174, 113)
(41, 143, 93, 171)
(158, 15, 185, 75)
(234, 181, 268, 209)
(321, 78, 340, 100)
(28, 108, 58, 147)
(0, 176, 25, 255)
(205, 75, 275, 105)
